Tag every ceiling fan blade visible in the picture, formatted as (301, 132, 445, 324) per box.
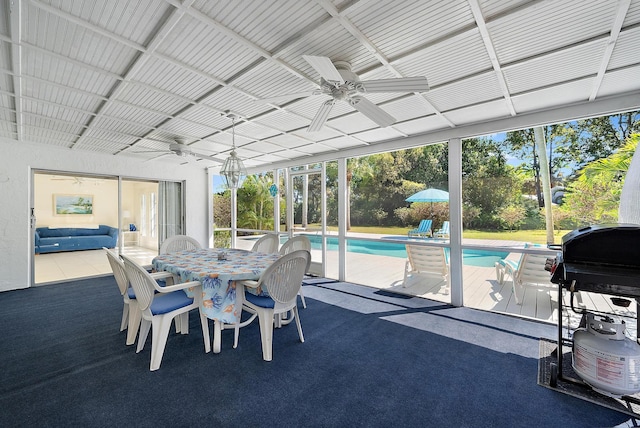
(308, 100, 335, 132)
(349, 96, 396, 128)
(254, 91, 316, 104)
(303, 55, 344, 83)
(130, 149, 171, 154)
(190, 151, 225, 164)
(359, 76, 429, 93)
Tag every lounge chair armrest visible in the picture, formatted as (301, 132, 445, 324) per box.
(502, 259, 518, 275)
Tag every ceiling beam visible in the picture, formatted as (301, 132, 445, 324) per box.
(29, 0, 146, 52)
(589, 0, 631, 101)
(9, 0, 23, 141)
(468, 0, 516, 116)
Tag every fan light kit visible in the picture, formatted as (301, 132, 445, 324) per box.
(220, 113, 247, 189)
(258, 55, 429, 132)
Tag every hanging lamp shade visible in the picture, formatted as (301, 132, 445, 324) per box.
(221, 149, 246, 189)
(220, 114, 247, 189)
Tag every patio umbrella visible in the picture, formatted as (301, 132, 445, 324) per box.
(406, 188, 449, 203)
(405, 188, 449, 217)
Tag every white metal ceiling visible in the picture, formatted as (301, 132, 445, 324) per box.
(1, 0, 639, 171)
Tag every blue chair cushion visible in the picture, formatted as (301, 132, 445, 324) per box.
(244, 292, 275, 309)
(127, 287, 136, 299)
(150, 290, 193, 315)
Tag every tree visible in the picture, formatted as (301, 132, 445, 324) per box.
(462, 137, 522, 227)
(237, 174, 274, 230)
(620, 134, 640, 224)
(502, 125, 569, 207)
(562, 111, 640, 167)
(560, 134, 637, 226)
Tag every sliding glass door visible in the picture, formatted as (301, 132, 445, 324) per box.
(32, 171, 184, 286)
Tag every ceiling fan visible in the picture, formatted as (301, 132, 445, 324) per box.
(132, 138, 223, 163)
(260, 55, 429, 131)
(51, 175, 102, 185)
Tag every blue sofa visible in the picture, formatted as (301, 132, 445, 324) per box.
(35, 225, 119, 254)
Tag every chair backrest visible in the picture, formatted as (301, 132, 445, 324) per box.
(104, 248, 128, 296)
(160, 235, 202, 254)
(418, 219, 432, 232)
(251, 234, 279, 254)
(406, 244, 448, 276)
(121, 254, 157, 312)
(516, 243, 551, 286)
(257, 250, 310, 306)
(279, 235, 311, 256)
(435, 221, 450, 238)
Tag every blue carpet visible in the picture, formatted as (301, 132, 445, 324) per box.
(0, 276, 630, 427)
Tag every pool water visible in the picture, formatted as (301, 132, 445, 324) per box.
(294, 235, 507, 267)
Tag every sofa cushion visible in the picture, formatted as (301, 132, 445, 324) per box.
(38, 226, 110, 238)
(35, 225, 118, 253)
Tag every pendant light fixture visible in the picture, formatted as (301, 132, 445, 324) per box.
(220, 113, 247, 189)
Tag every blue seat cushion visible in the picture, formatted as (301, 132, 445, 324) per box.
(150, 290, 193, 315)
(244, 292, 275, 309)
(127, 287, 136, 299)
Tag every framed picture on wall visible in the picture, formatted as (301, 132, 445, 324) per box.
(53, 194, 94, 215)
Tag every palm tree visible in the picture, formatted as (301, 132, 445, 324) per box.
(619, 134, 640, 223)
(238, 175, 274, 230)
(562, 134, 637, 225)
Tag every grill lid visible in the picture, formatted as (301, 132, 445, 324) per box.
(560, 224, 640, 269)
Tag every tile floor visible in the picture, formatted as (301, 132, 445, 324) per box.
(34, 246, 157, 285)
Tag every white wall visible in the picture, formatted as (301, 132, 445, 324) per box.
(34, 174, 119, 228)
(0, 138, 209, 292)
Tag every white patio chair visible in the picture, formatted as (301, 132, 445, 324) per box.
(104, 248, 173, 346)
(158, 235, 202, 333)
(159, 235, 202, 254)
(279, 236, 312, 308)
(403, 244, 449, 294)
(250, 233, 279, 254)
(236, 250, 310, 361)
(494, 243, 555, 305)
(121, 254, 207, 371)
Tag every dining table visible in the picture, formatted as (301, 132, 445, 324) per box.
(152, 247, 280, 353)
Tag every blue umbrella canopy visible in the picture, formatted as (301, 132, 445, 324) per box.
(406, 188, 449, 203)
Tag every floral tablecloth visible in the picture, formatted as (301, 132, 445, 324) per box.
(152, 248, 279, 324)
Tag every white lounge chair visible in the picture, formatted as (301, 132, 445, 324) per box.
(403, 244, 449, 294)
(495, 243, 554, 305)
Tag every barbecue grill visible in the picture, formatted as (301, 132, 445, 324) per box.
(548, 224, 640, 395)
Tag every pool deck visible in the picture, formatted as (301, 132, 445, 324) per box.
(238, 232, 637, 336)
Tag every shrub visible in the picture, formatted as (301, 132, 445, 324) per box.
(497, 204, 526, 231)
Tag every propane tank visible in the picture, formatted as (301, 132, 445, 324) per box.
(572, 313, 640, 397)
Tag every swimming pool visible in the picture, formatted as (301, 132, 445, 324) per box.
(295, 235, 507, 267)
